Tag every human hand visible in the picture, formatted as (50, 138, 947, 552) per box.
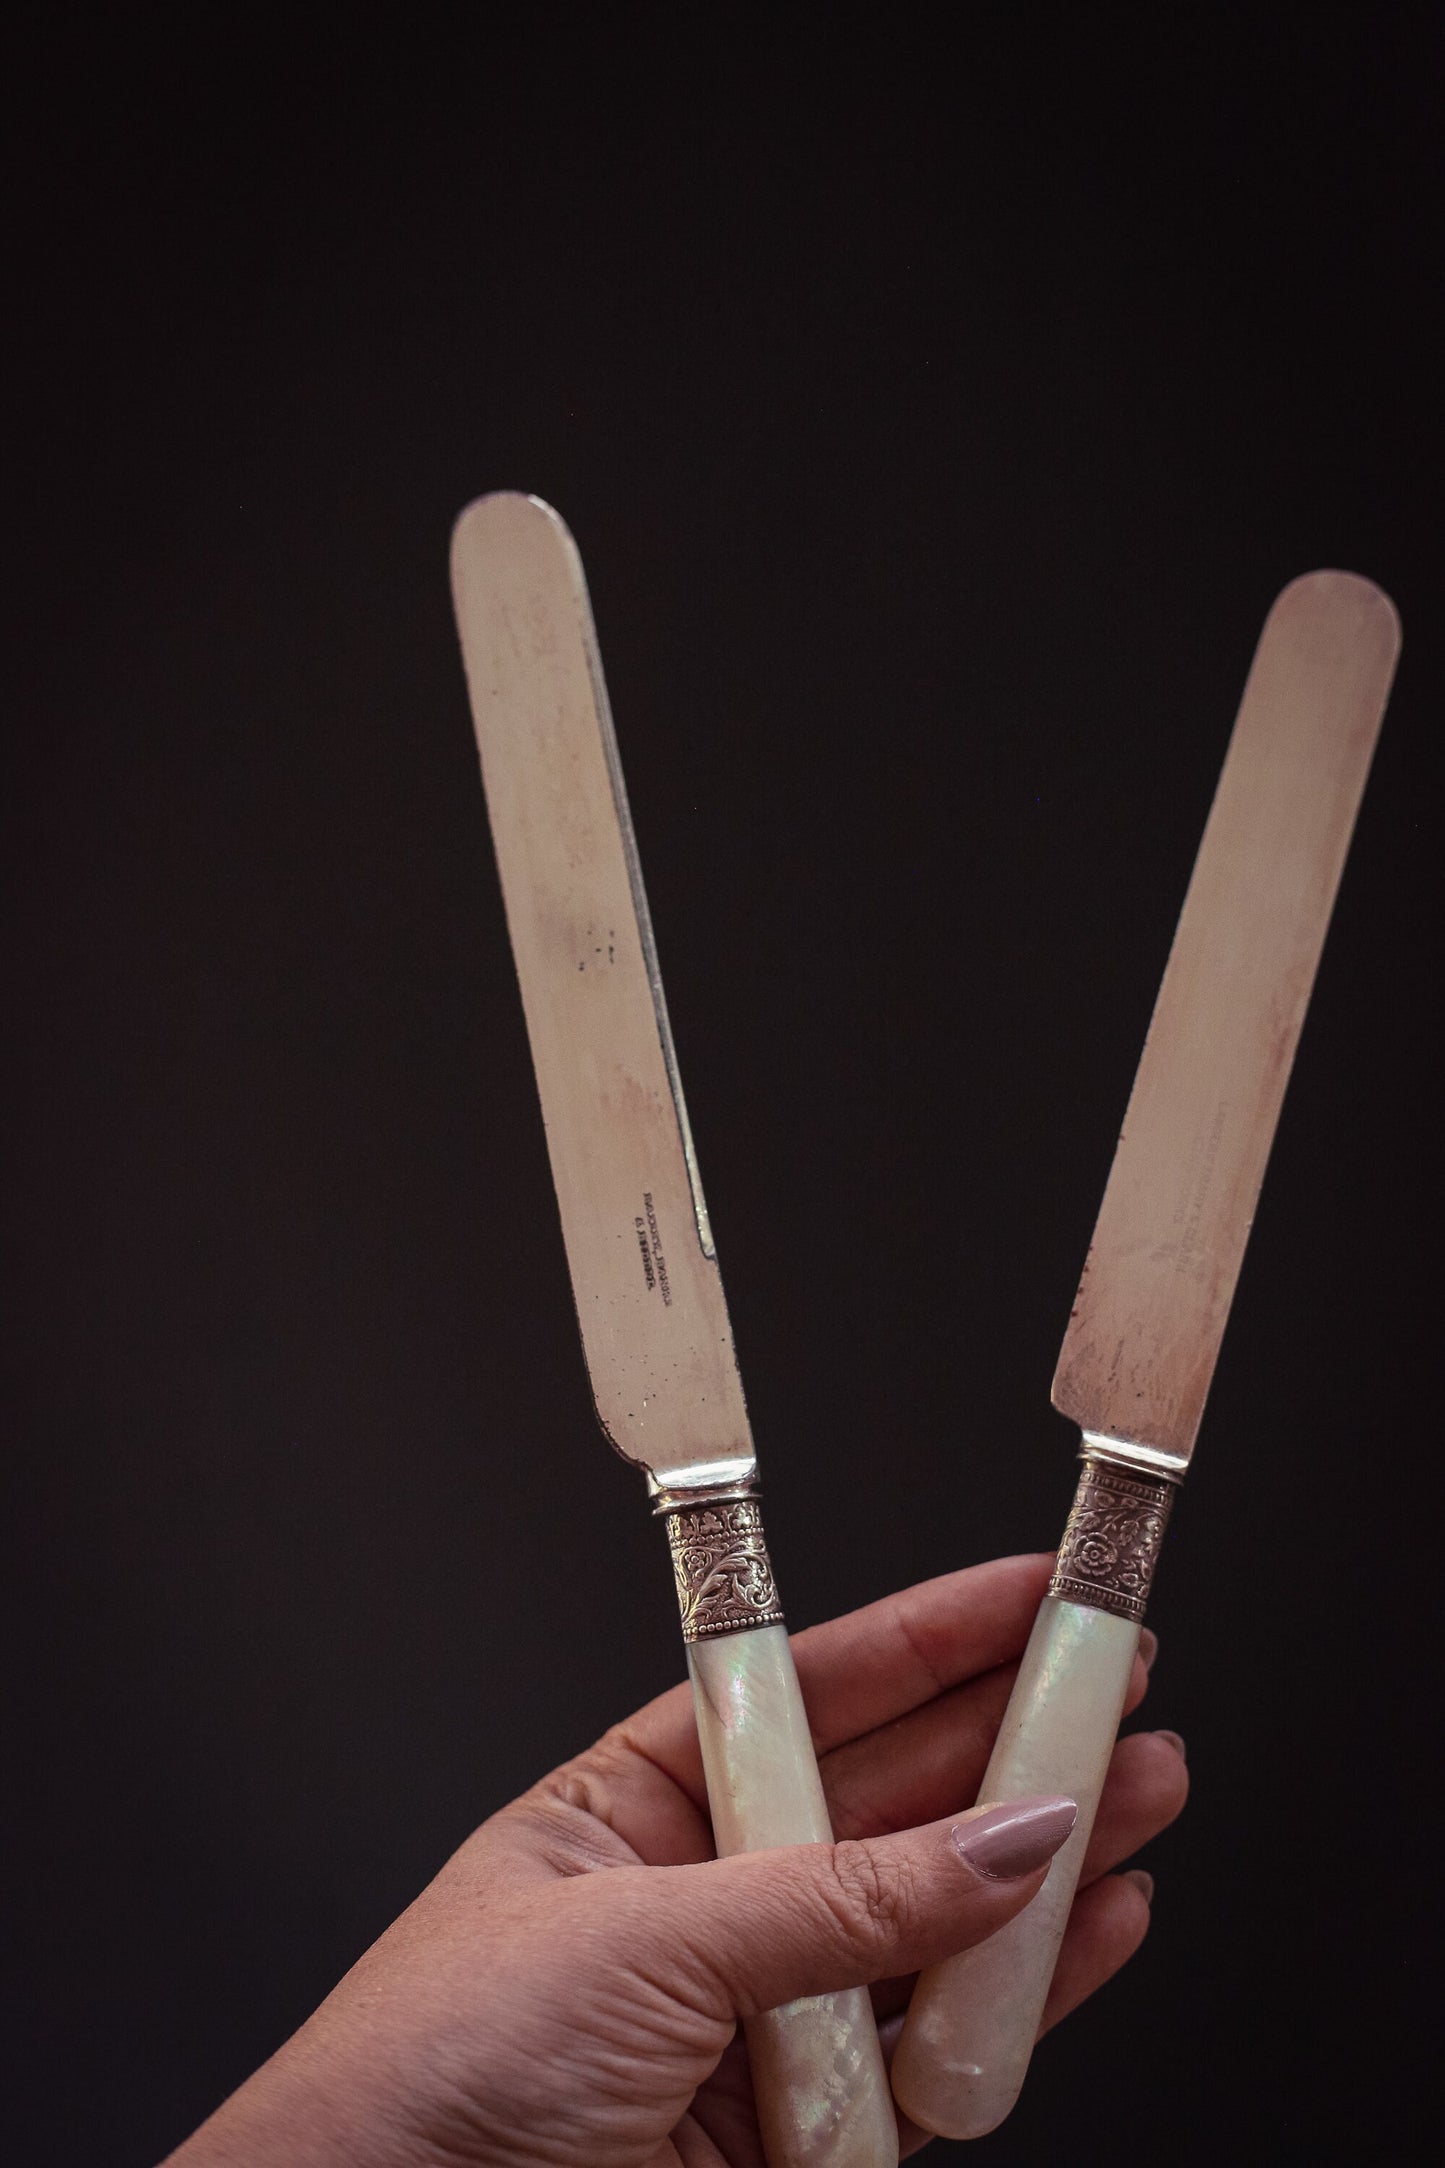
(165, 1555, 1187, 2167)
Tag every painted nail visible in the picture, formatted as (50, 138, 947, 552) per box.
(1154, 1728, 1187, 1762)
(952, 1795, 1078, 1880)
(1122, 1868, 1155, 1905)
(1139, 1627, 1159, 1671)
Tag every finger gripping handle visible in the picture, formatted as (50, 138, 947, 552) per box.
(661, 1485, 895, 2167)
(686, 1623, 897, 2168)
(890, 1594, 1139, 2139)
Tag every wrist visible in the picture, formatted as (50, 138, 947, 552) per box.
(161, 2019, 445, 2168)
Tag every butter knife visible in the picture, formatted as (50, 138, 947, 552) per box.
(891, 570, 1400, 2139)
(451, 492, 897, 2168)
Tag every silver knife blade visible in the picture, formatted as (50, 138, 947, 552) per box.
(450, 492, 753, 1492)
(1052, 570, 1400, 1473)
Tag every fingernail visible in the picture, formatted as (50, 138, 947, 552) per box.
(1154, 1728, 1186, 1762)
(1122, 1868, 1155, 1905)
(1139, 1627, 1159, 1671)
(952, 1795, 1078, 1880)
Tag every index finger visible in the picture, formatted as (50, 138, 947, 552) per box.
(618, 1554, 1056, 1783)
(791, 1553, 1055, 1751)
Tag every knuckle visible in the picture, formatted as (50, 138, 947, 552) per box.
(534, 1764, 596, 1816)
(820, 1840, 912, 1953)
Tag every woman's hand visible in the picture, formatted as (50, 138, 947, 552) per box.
(165, 1555, 1187, 2166)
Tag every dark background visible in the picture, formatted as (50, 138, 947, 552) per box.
(5, 10, 1440, 2163)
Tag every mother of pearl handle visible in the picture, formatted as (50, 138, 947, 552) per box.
(889, 1595, 1137, 2137)
(889, 1458, 1173, 2140)
(688, 1624, 898, 2168)
(660, 1487, 896, 2168)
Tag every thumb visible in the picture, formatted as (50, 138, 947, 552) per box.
(629, 1794, 1078, 2021)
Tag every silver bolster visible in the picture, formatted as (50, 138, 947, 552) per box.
(653, 1478, 785, 1643)
(1048, 1456, 1176, 1623)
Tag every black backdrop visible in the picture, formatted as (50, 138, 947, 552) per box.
(5, 11, 1440, 2163)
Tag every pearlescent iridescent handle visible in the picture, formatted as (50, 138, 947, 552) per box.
(688, 1624, 898, 2168)
(892, 1456, 1173, 2138)
(890, 1596, 1138, 2138)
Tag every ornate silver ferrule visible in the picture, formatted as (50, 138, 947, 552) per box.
(653, 1477, 785, 1643)
(1048, 1455, 1176, 1624)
